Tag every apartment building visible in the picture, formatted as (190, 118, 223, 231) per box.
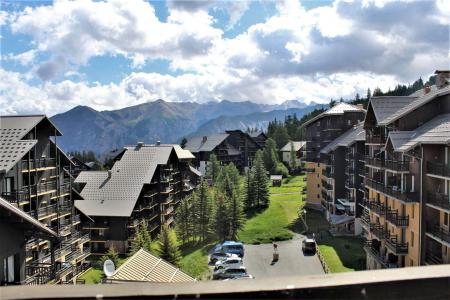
(74, 143, 199, 255)
(362, 70, 450, 269)
(302, 103, 365, 209)
(0, 115, 90, 285)
(320, 123, 366, 235)
(248, 131, 268, 148)
(185, 129, 262, 174)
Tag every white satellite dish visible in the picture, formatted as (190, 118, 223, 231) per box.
(103, 259, 116, 277)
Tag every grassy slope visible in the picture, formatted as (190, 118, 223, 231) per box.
(238, 175, 305, 244)
(79, 267, 103, 284)
(299, 209, 366, 273)
(179, 241, 216, 279)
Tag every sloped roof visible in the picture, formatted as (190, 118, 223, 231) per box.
(189, 165, 202, 177)
(302, 103, 365, 128)
(184, 133, 229, 153)
(108, 248, 195, 283)
(387, 113, 450, 152)
(280, 141, 306, 152)
(371, 85, 450, 126)
(249, 131, 266, 138)
(173, 145, 195, 160)
(368, 96, 416, 125)
(321, 123, 365, 154)
(0, 115, 63, 173)
(0, 196, 58, 238)
(75, 145, 176, 217)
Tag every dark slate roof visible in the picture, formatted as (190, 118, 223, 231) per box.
(74, 144, 194, 217)
(0, 196, 58, 238)
(321, 123, 365, 154)
(0, 115, 59, 173)
(387, 113, 450, 152)
(184, 133, 229, 153)
(302, 103, 365, 128)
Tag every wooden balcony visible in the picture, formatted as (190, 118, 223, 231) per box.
(386, 210, 409, 227)
(365, 178, 419, 203)
(427, 192, 450, 211)
(385, 237, 408, 255)
(427, 161, 450, 178)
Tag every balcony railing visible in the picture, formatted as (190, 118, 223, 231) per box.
(385, 160, 410, 172)
(369, 201, 387, 216)
(366, 134, 385, 144)
(21, 158, 57, 170)
(65, 248, 91, 263)
(386, 210, 409, 227)
(385, 237, 408, 255)
(427, 192, 450, 211)
(363, 241, 398, 269)
(427, 225, 450, 245)
(371, 225, 389, 240)
(23, 263, 53, 285)
(365, 156, 384, 168)
(365, 178, 419, 203)
(427, 161, 450, 178)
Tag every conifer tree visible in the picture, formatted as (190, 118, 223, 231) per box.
(129, 221, 152, 255)
(263, 138, 278, 172)
(243, 170, 255, 210)
(175, 195, 193, 245)
(155, 226, 182, 267)
(100, 245, 120, 267)
(228, 191, 245, 240)
(252, 150, 270, 208)
(207, 154, 221, 182)
(212, 192, 230, 241)
(195, 180, 211, 242)
(289, 141, 297, 171)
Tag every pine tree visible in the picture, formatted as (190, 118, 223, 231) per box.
(207, 154, 221, 182)
(129, 222, 152, 255)
(263, 138, 278, 172)
(195, 180, 211, 242)
(366, 88, 371, 101)
(243, 170, 255, 210)
(225, 163, 240, 189)
(101, 245, 120, 267)
(155, 226, 182, 267)
(228, 191, 245, 240)
(289, 141, 297, 170)
(180, 137, 187, 148)
(212, 192, 230, 241)
(175, 195, 193, 245)
(252, 150, 270, 208)
(273, 126, 289, 149)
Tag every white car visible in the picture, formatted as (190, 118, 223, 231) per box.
(214, 257, 243, 270)
(213, 266, 250, 280)
(210, 251, 239, 264)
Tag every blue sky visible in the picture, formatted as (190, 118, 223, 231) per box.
(0, 0, 448, 115)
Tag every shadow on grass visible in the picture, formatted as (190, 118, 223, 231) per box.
(180, 239, 217, 257)
(244, 206, 268, 219)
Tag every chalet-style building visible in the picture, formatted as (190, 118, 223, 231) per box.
(320, 123, 366, 235)
(0, 196, 58, 285)
(362, 70, 450, 270)
(301, 103, 366, 209)
(248, 131, 268, 148)
(280, 141, 305, 167)
(0, 115, 90, 285)
(74, 143, 199, 255)
(185, 130, 262, 174)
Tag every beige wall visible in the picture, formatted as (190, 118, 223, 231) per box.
(282, 151, 301, 165)
(306, 161, 324, 207)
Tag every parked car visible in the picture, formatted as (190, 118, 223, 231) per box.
(213, 266, 250, 280)
(210, 252, 239, 264)
(221, 241, 245, 257)
(223, 274, 254, 280)
(214, 257, 243, 270)
(302, 238, 317, 254)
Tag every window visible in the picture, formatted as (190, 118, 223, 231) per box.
(445, 212, 449, 226)
(410, 259, 414, 266)
(317, 184, 320, 188)
(411, 231, 414, 247)
(348, 120, 351, 125)
(3, 254, 19, 283)
(3, 177, 13, 194)
(411, 206, 414, 219)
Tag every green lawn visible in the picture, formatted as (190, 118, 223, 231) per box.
(179, 241, 216, 279)
(78, 267, 103, 284)
(269, 175, 306, 194)
(238, 192, 303, 244)
(298, 208, 366, 273)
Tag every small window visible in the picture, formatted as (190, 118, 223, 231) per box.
(411, 231, 414, 247)
(317, 121, 320, 127)
(410, 258, 414, 266)
(317, 184, 320, 188)
(317, 194, 320, 199)
(445, 213, 449, 226)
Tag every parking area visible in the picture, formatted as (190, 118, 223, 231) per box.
(243, 235, 324, 279)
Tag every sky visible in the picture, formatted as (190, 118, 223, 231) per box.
(0, 0, 449, 116)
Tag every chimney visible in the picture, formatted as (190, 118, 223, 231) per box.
(136, 141, 144, 149)
(435, 70, 450, 89)
(156, 141, 161, 146)
(424, 84, 431, 94)
(107, 170, 112, 179)
(202, 136, 207, 143)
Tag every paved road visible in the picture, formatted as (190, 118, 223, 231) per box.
(243, 235, 324, 279)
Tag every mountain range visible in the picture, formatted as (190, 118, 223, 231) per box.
(50, 99, 322, 154)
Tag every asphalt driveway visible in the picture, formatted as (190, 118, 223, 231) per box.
(243, 235, 324, 279)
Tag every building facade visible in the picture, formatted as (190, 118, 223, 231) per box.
(280, 141, 305, 167)
(362, 71, 450, 269)
(185, 130, 262, 174)
(74, 143, 199, 255)
(302, 103, 366, 209)
(0, 115, 90, 285)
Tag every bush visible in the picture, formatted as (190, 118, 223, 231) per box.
(272, 162, 289, 177)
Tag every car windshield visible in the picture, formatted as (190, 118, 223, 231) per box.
(1, 0, 449, 299)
